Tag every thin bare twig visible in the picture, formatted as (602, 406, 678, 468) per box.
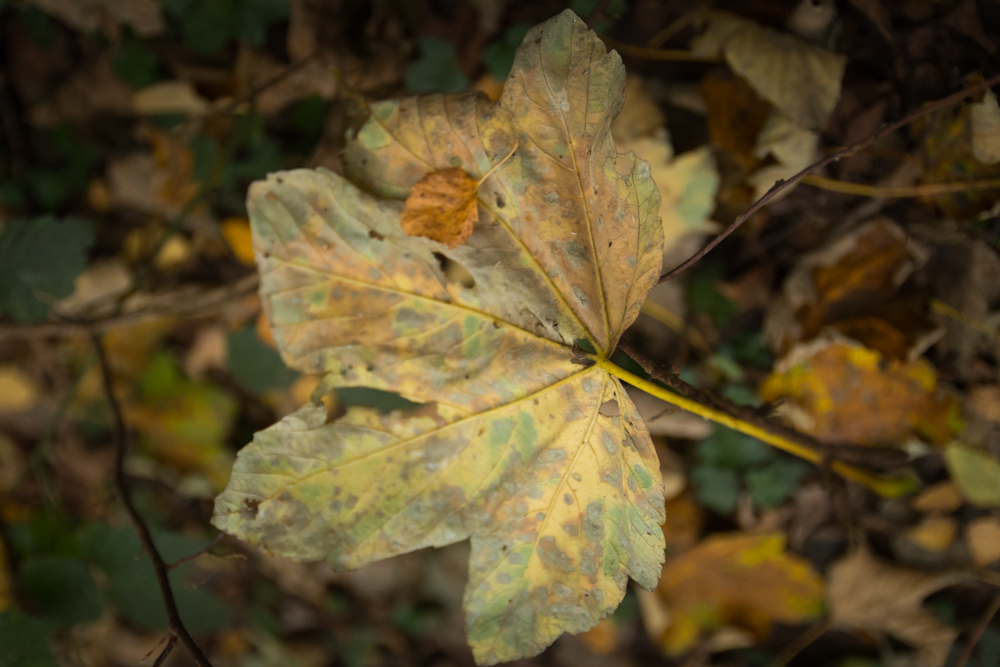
(0, 273, 259, 341)
(150, 635, 178, 667)
(168, 533, 225, 571)
(92, 333, 214, 667)
(955, 589, 1000, 667)
(659, 71, 1000, 282)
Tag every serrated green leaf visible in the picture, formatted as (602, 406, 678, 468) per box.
(696, 425, 774, 469)
(18, 557, 102, 625)
(691, 464, 739, 514)
(404, 36, 469, 93)
(0, 216, 94, 323)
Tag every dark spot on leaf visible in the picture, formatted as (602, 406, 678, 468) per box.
(368, 229, 385, 240)
(496, 195, 505, 208)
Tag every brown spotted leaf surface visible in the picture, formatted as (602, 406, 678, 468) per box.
(212, 10, 666, 665)
(400, 167, 480, 248)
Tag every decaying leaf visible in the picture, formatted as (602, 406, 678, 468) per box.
(691, 11, 846, 131)
(827, 549, 960, 667)
(701, 69, 772, 170)
(760, 337, 961, 446)
(943, 441, 1000, 508)
(400, 168, 480, 248)
(747, 110, 820, 200)
(649, 532, 824, 655)
(213, 12, 666, 664)
(966, 517, 1000, 567)
(25, 0, 163, 36)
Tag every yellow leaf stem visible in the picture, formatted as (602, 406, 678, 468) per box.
(594, 355, 918, 498)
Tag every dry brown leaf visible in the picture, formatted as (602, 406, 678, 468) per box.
(613, 76, 667, 144)
(701, 69, 771, 170)
(236, 50, 337, 117)
(652, 532, 825, 655)
(760, 337, 961, 446)
(966, 516, 1000, 567)
(903, 516, 958, 553)
(691, 11, 846, 131)
(827, 549, 960, 667)
(661, 491, 703, 558)
(27, 55, 132, 126)
(132, 81, 209, 116)
(108, 128, 200, 219)
(846, 0, 894, 42)
(969, 385, 1000, 421)
(400, 168, 479, 248)
(25, 0, 163, 36)
(765, 218, 937, 358)
(912, 481, 964, 514)
(0, 366, 39, 413)
(747, 110, 820, 200)
(577, 618, 620, 655)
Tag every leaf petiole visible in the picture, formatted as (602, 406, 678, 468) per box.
(592, 355, 919, 498)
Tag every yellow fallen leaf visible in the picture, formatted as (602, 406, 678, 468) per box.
(828, 549, 959, 667)
(0, 365, 40, 413)
(472, 72, 505, 102)
(255, 311, 276, 349)
(903, 516, 957, 553)
(760, 337, 961, 446)
(661, 491, 703, 559)
(400, 167, 480, 248)
(912, 481, 964, 514)
(654, 532, 825, 654)
(155, 234, 192, 270)
(222, 217, 255, 266)
(691, 11, 846, 131)
(216, 11, 667, 665)
(971, 89, 1000, 165)
(966, 517, 1000, 567)
(944, 442, 1000, 508)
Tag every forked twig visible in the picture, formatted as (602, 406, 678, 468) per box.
(659, 72, 1000, 283)
(92, 333, 214, 667)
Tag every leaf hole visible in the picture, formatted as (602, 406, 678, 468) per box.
(240, 499, 260, 520)
(599, 400, 620, 417)
(368, 229, 385, 241)
(433, 252, 475, 289)
(496, 195, 505, 208)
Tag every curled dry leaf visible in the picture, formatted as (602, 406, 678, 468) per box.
(760, 337, 961, 446)
(400, 168, 480, 248)
(691, 10, 846, 131)
(646, 532, 824, 655)
(213, 11, 666, 664)
(765, 218, 934, 358)
(827, 549, 961, 667)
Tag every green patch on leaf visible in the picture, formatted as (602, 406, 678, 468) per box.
(405, 37, 469, 93)
(163, 0, 289, 55)
(0, 216, 94, 323)
(691, 464, 739, 514)
(0, 612, 57, 667)
(745, 458, 810, 508)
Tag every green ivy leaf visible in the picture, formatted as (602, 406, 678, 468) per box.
(481, 22, 531, 81)
(0, 216, 94, 323)
(0, 612, 57, 667)
(18, 557, 102, 625)
(404, 37, 468, 93)
(696, 425, 774, 469)
(113, 35, 161, 88)
(228, 327, 297, 395)
(745, 457, 810, 508)
(691, 464, 739, 514)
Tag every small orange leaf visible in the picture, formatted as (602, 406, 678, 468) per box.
(222, 217, 256, 266)
(400, 168, 479, 248)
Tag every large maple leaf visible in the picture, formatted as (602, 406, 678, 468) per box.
(212, 10, 666, 663)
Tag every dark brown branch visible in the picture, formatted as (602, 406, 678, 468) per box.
(955, 589, 1000, 667)
(92, 333, 214, 667)
(151, 635, 178, 667)
(659, 71, 1000, 283)
(617, 337, 908, 470)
